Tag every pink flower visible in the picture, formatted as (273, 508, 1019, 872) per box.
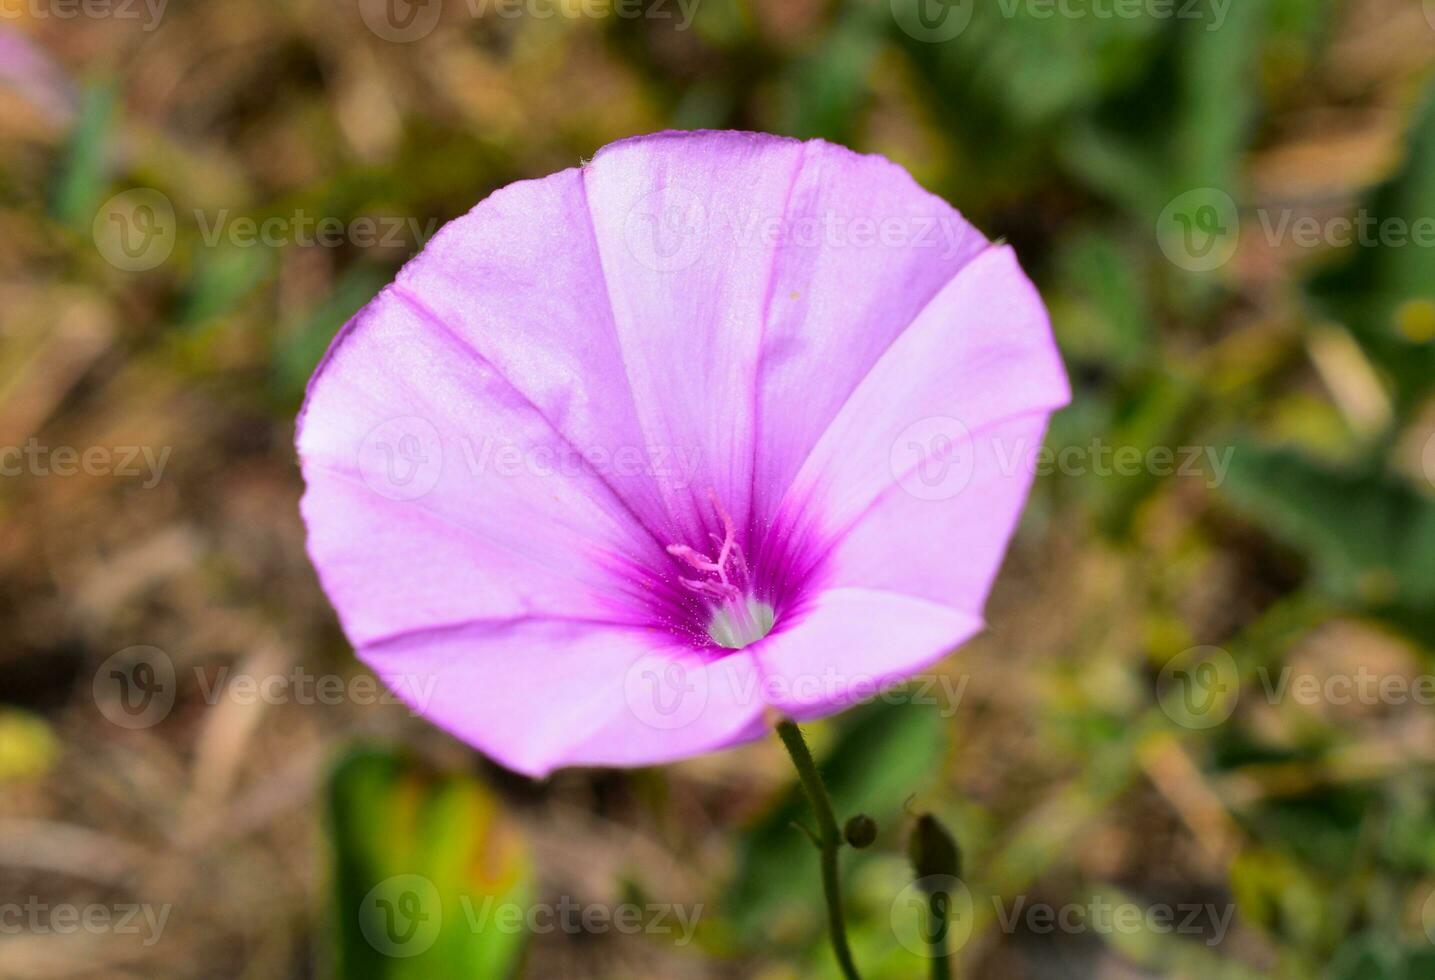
(0, 27, 75, 125)
(297, 131, 1069, 777)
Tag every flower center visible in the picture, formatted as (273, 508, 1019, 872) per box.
(667, 493, 774, 650)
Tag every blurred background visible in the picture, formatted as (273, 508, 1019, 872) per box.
(3, 0, 1435, 976)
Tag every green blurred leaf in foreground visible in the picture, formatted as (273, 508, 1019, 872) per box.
(327, 746, 531, 980)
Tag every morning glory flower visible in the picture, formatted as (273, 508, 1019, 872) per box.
(297, 130, 1069, 778)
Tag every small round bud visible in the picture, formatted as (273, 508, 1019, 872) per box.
(843, 814, 878, 848)
(908, 813, 962, 885)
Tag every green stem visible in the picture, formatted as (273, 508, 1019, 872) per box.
(927, 891, 952, 980)
(775, 719, 862, 980)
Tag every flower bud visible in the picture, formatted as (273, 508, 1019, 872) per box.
(907, 813, 962, 886)
(843, 813, 878, 848)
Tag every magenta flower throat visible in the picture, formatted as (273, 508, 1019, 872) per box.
(297, 130, 1070, 778)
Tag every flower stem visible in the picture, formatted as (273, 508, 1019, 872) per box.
(927, 891, 953, 980)
(775, 719, 862, 980)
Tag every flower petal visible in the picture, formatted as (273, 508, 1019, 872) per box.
(297, 289, 670, 647)
(582, 130, 805, 542)
(747, 139, 990, 528)
(769, 244, 1070, 611)
(359, 619, 768, 777)
(753, 587, 983, 720)
(825, 412, 1053, 609)
(387, 165, 676, 540)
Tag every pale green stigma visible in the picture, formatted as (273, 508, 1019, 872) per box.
(708, 596, 775, 650)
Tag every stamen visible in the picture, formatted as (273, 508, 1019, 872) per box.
(666, 491, 772, 649)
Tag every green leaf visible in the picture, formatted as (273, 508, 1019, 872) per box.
(1306, 81, 1435, 415)
(50, 81, 117, 232)
(271, 263, 389, 405)
(178, 243, 273, 327)
(327, 745, 531, 980)
(782, 3, 885, 143)
(1219, 441, 1435, 610)
(1050, 228, 1153, 375)
(1327, 933, 1435, 980)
